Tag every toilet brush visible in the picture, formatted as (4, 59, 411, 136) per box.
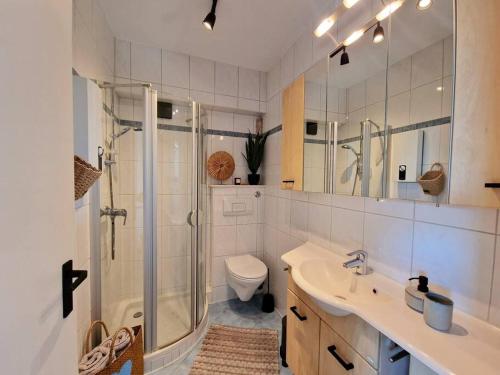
(262, 268, 275, 313)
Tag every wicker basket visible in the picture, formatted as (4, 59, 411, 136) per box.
(207, 151, 235, 181)
(81, 321, 144, 375)
(74, 155, 102, 200)
(418, 163, 445, 196)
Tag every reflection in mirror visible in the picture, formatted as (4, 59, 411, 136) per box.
(330, 16, 389, 198)
(386, 0, 454, 202)
(303, 59, 329, 193)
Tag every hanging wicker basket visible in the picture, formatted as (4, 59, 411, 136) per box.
(207, 151, 235, 181)
(418, 163, 445, 196)
(74, 155, 102, 200)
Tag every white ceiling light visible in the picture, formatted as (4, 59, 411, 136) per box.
(314, 16, 335, 37)
(417, 0, 432, 10)
(343, 0, 361, 8)
(344, 29, 364, 46)
(376, 0, 404, 21)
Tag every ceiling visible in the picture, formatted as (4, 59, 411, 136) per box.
(98, 0, 336, 72)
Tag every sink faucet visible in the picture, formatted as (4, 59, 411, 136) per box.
(343, 250, 369, 275)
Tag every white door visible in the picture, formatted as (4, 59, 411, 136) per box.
(0, 1, 78, 374)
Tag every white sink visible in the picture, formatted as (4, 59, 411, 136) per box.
(291, 257, 391, 316)
(281, 241, 500, 375)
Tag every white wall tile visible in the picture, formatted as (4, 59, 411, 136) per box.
(364, 198, 414, 220)
(332, 195, 365, 211)
(412, 222, 495, 319)
(331, 207, 364, 254)
(215, 62, 238, 96)
(212, 195, 236, 225)
(236, 224, 257, 254)
(290, 200, 308, 241)
(213, 225, 236, 256)
(387, 91, 410, 128)
(366, 71, 386, 106)
(131, 42, 161, 83)
(443, 35, 454, 78)
(308, 203, 331, 249)
(259, 72, 268, 102)
(163, 50, 189, 89)
(237, 98, 260, 112)
(348, 81, 366, 112)
(190, 56, 215, 93)
(410, 80, 443, 124)
(415, 203, 497, 233)
(190, 90, 214, 105)
(214, 94, 238, 108)
(411, 40, 443, 89)
(211, 111, 234, 132)
(388, 57, 411, 97)
(234, 114, 255, 133)
(363, 213, 413, 283)
(238, 67, 260, 100)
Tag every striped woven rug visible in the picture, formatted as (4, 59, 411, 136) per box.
(189, 324, 280, 375)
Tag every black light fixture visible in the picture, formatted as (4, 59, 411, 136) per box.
(203, 0, 218, 31)
(340, 47, 350, 65)
(373, 22, 384, 43)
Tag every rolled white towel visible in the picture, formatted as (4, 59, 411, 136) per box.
(79, 345, 115, 375)
(101, 329, 133, 357)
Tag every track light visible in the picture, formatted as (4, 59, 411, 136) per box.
(376, 0, 403, 21)
(203, 0, 218, 31)
(314, 16, 335, 37)
(343, 0, 361, 8)
(373, 22, 384, 43)
(344, 29, 364, 46)
(340, 47, 350, 65)
(416, 0, 432, 10)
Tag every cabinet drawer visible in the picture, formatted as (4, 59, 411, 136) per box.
(288, 272, 380, 368)
(319, 321, 377, 375)
(287, 289, 320, 375)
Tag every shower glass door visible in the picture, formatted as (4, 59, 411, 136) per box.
(155, 100, 195, 348)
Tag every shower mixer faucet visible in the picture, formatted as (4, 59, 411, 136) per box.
(100, 207, 128, 225)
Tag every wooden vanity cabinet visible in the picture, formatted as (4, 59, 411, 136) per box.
(287, 272, 380, 375)
(281, 75, 305, 191)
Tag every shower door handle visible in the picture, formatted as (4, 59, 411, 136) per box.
(187, 210, 197, 227)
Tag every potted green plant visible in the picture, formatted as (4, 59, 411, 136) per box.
(242, 130, 269, 185)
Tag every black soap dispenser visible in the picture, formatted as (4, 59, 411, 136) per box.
(405, 275, 429, 313)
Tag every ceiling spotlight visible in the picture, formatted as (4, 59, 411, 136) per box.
(373, 22, 385, 43)
(344, 29, 364, 46)
(417, 0, 432, 10)
(376, 0, 403, 21)
(314, 16, 335, 37)
(343, 0, 361, 8)
(340, 47, 350, 65)
(203, 0, 218, 31)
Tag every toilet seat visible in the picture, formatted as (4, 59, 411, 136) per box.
(225, 255, 267, 280)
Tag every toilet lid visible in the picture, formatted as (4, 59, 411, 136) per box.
(225, 255, 267, 280)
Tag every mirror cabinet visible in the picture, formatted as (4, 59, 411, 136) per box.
(281, 0, 456, 204)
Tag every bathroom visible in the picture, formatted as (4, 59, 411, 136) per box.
(1, 0, 500, 374)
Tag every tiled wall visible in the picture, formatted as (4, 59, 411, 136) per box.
(114, 39, 267, 114)
(209, 186, 265, 303)
(263, 188, 500, 328)
(259, 9, 500, 331)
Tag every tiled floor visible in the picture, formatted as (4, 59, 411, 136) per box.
(155, 295, 292, 374)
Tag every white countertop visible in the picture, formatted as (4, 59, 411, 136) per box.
(281, 242, 500, 375)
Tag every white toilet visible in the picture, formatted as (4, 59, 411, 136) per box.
(225, 254, 268, 301)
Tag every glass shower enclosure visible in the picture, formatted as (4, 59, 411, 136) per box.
(96, 83, 207, 353)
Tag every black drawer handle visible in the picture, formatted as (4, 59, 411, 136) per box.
(290, 306, 307, 321)
(389, 349, 409, 363)
(328, 345, 354, 371)
(282, 179, 295, 183)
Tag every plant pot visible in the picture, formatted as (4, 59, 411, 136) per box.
(248, 173, 260, 185)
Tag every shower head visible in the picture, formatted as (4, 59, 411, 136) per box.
(342, 144, 361, 157)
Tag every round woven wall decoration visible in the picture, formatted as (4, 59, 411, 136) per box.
(207, 151, 235, 181)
